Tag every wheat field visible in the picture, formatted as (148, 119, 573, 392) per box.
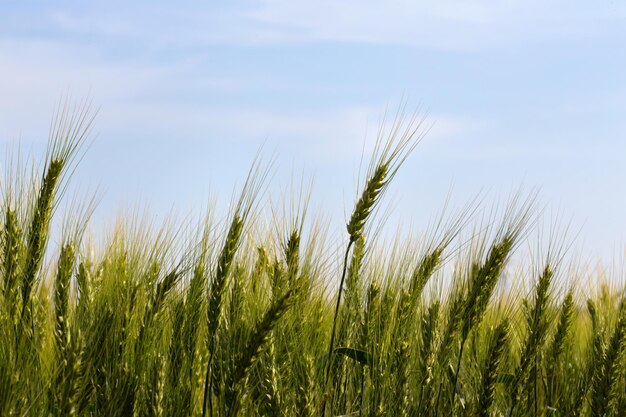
(1, 102, 625, 417)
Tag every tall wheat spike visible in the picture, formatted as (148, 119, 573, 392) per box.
(476, 320, 509, 417)
(409, 246, 444, 302)
(546, 290, 574, 408)
(226, 289, 294, 417)
(566, 299, 603, 417)
(54, 243, 75, 352)
(75, 260, 92, 317)
(184, 257, 206, 363)
(284, 229, 300, 285)
(2, 208, 21, 322)
(461, 236, 515, 340)
(20, 99, 94, 324)
(414, 301, 441, 416)
(52, 242, 75, 416)
(205, 217, 243, 372)
(452, 235, 515, 409)
(324, 110, 427, 414)
(21, 159, 64, 323)
(510, 264, 554, 416)
(203, 152, 271, 417)
(420, 301, 440, 385)
(164, 298, 188, 417)
(590, 299, 626, 417)
(138, 269, 181, 350)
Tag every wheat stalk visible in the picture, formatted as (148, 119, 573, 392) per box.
(284, 229, 300, 285)
(590, 299, 626, 417)
(20, 99, 94, 328)
(20, 159, 64, 324)
(510, 264, 554, 416)
(451, 235, 515, 409)
(546, 290, 574, 408)
(54, 243, 75, 353)
(202, 214, 246, 417)
(476, 320, 509, 417)
(324, 111, 427, 416)
(409, 246, 443, 302)
(226, 289, 294, 417)
(2, 208, 22, 323)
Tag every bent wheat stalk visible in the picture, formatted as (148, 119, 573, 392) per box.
(323, 109, 427, 416)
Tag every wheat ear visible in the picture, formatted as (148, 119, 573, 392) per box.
(2, 208, 22, 322)
(21, 159, 63, 323)
(54, 243, 75, 352)
(590, 299, 626, 417)
(226, 289, 294, 417)
(451, 236, 515, 409)
(547, 290, 574, 407)
(203, 215, 243, 417)
(476, 320, 509, 417)
(324, 162, 389, 396)
(52, 242, 76, 416)
(509, 265, 553, 416)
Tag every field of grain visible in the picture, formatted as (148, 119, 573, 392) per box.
(1, 103, 625, 417)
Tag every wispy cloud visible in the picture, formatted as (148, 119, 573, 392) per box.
(0, 36, 262, 139)
(242, 1, 623, 50)
(3, 1, 623, 52)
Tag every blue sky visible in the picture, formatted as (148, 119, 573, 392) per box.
(1, 1, 625, 262)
